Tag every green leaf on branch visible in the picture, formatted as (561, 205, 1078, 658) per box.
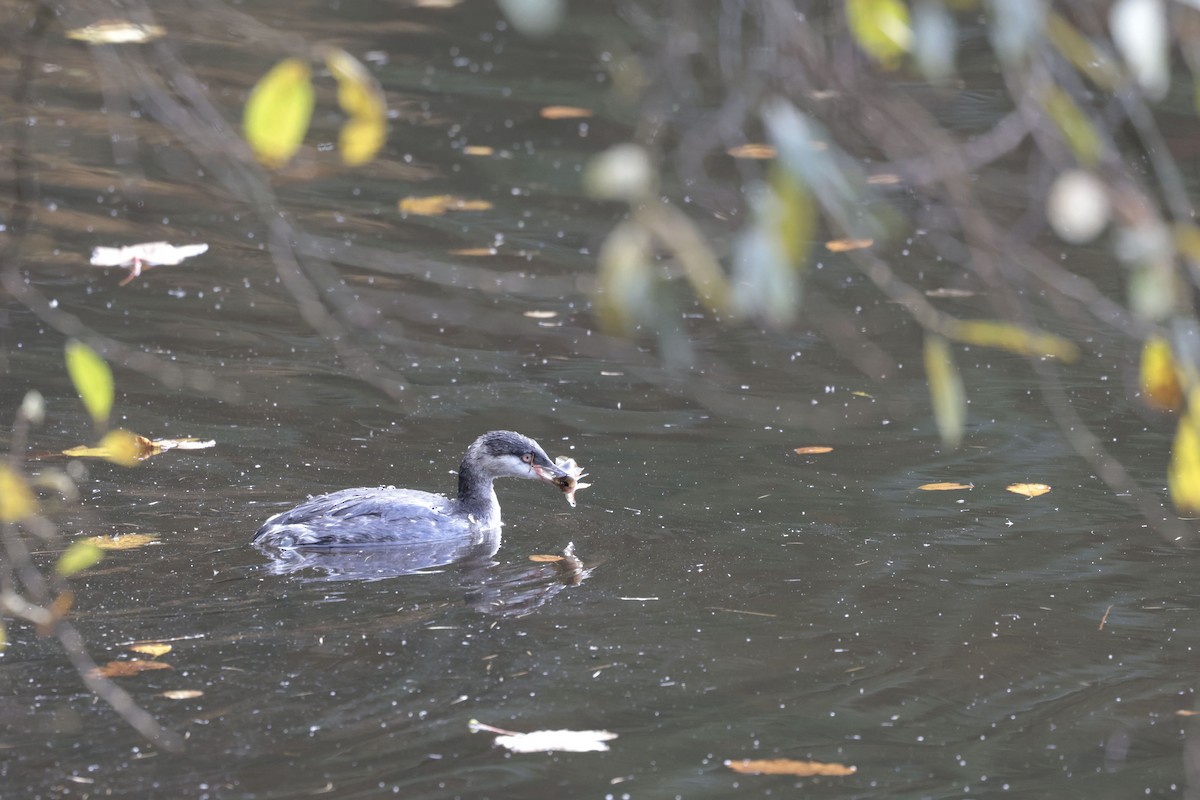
(924, 334, 966, 448)
(64, 340, 113, 429)
(244, 58, 315, 168)
(56, 540, 104, 577)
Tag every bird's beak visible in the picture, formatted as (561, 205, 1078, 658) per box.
(532, 461, 570, 486)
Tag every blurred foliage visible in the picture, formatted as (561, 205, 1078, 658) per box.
(585, 0, 1200, 531)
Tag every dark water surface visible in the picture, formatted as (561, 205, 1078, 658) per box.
(2, 3, 1198, 799)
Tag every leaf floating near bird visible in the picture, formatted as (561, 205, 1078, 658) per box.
(62, 432, 215, 466)
(1006, 482, 1051, 498)
(725, 758, 857, 777)
(918, 481, 974, 491)
(553, 457, 590, 507)
(90, 242, 208, 285)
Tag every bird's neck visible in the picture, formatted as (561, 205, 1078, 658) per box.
(456, 461, 502, 527)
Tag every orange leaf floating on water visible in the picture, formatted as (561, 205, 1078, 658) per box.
(84, 533, 160, 550)
(462, 145, 494, 156)
(540, 105, 593, 120)
(398, 195, 493, 216)
(725, 758, 857, 777)
(919, 481, 974, 491)
(1006, 482, 1051, 498)
(793, 446, 833, 455)
(529, 554, 565, 562)
(825, 238, 874, 252)
(727, 143, 777, 159)
(128, 643, 172, 658)
(91, 660, 173, 679)
(449, 247, 497, 256)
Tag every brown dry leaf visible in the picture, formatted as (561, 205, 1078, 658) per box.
(161, 689, 204, 700)
(793, 446, 833, 455)
(918, 481, 974, 491)
(398, 195, 493, 216)
(37, 591, 74, 636)
(462, 145, 495, 156)
(540, 105, 593, 120)
(84, 533, 160, 550)
(727, 143, 777, 159)
(1176, 709, 1200, 717)
(825, 238, 874, 252)
(529, 554, 565, 562)
(725, 758, 857, 777)
(91, 660, 173, 679)
(1006, 482, 1051, 498)
(128, 643, 172, 658)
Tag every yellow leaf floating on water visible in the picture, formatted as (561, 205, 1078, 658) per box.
(540, 105, 593, 120)
(0, 464, 37, 523)
(91, 660, 173, 679)
(1140, 336, 1184, 412)
(793, 446, 833, 455)
(84, 533, 160, 550)
(462, 145, 495, 156)
(398, 195, 493, 216)
(825, 238, 874, 252)
(244, 58, 315, 168)
(1006, 482, 1051, 498)
(128, 643, 172, 658)
(64, 433, 215, 466)
(727, 143, 777, 159)
(725, 758, 857, 777)
(919, 481, 974, 491)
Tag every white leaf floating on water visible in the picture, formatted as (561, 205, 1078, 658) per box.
(469, 719, 617, 753)
(90, 242, 209, 268)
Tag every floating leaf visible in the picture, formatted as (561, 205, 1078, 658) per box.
(0, 621, 6, 652)
(65, 21, 165, 44)
(919, 481, 974, 491)
(128, 643, 172, 658)
(523, 310, 558, 319)
(1169, 405, 1200, 512)
(65, 340, 113, 428)
(725, 758, 857, 777)
(324, 47, 387, 166)
(398, 195, 493, 216)
(924, 334, 966, 448)
(793, 446, 833, 454)
(727, 143, 776, 159)
(1140, 336, 1183, 411)
(469, 719, 616, 753)
(56, 540, 104, 577)
(1006, 482, 1052, 498)
(825, 238, 874, 252)
(540, 105, 592, 119)
(37, 590, 75, 636)
(91, 660, 173, 679)
(846, 0, 913, 68)
(462, 145, 495, 156)
(948, 320, 1080, 362)
(244, 58, 315, 168)
(0, 464, 37, 523)
(84, 533, 160, 550)
(91, 242, 209, 285)
(529, 553, 565, 562)
(161, 689, 204, 700)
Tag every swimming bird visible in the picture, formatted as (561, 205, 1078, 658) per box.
(252, 430, 570, 550)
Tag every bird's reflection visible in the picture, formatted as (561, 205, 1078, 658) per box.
(254, 532, 587, 616)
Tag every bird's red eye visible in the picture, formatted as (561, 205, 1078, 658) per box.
(521, 452, 534, 464)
